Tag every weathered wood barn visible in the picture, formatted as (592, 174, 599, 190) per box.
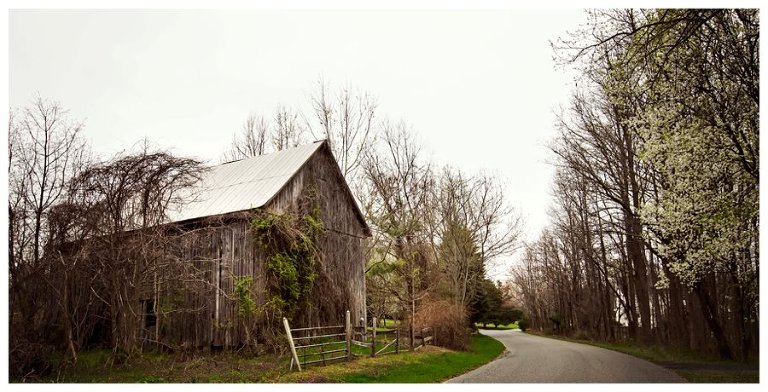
(147, 140, 369, 348)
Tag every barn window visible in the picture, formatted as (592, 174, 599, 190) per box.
(142, 299, 156, 328)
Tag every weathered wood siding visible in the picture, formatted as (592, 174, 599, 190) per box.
(147, 221, 264, 348)
(151, 143, 367, 348)
(266, 143, 368, 327)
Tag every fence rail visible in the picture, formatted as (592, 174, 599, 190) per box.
(414, 327, 433, 350)
(283, 311, 430, 371)
(283, 315, 349, 371)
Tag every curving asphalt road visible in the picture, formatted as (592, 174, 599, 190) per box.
(447, 329, 685, 383)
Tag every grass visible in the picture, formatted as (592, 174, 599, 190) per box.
(368, 318, 402, 331)
(526, 330, 759, 383)
(35, 350, 290, 383)
(292, 332, 398, 364)
(29, 334, 504, 383)
(476, 322, 519, 330)
(675, 370, 759, 383)
(282, 334, 505, 383)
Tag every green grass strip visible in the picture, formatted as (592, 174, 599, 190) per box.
(32, 334, 504, 383)
(282, 333, 504, 383)
(475, 322, 519, 330)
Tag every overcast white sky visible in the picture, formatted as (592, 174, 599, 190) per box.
(9, 7, 590, 279)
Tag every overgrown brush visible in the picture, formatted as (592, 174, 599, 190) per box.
(9, 338, 58, 381)
(413, 299, 470, 351)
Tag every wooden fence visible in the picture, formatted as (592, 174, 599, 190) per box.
(283, 310, 431, 371)
(351, 317, 400, 357)
(282, 319, 347, 371)
(413, 327, 433, 350)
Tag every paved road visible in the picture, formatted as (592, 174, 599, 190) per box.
(447, 329, 685, 383)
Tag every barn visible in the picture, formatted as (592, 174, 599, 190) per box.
(142, 140, 369, 348)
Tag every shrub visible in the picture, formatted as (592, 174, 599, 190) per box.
(413, 300, 470, 351)
(572, 329, 591, 341)
(9, 339, 57, 380)
(518, 316, 530, 332)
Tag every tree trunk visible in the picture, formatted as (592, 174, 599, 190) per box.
(624, 213, 651, 343)
(694, 282, 733, 360)
(665, 264, 689, 348)
(63, 269, 78, 363)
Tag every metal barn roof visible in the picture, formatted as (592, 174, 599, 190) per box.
(167, 141, 325, 223)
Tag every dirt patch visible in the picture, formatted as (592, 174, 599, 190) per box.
(416, 345, 452, 353)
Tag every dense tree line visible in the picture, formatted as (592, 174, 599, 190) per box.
(511, 9, 759, 361)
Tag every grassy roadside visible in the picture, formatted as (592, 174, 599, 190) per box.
(526, 330, 758, 383)
(475, 322, 519, 330)
(30, 334, 504, 383)
(280, 334, 504, 383)
(34, 349, 289, 383)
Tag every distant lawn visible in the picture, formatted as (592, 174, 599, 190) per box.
(368, 318, 402, 332)
(29, 334, 504, 383)
(282, 333, 505, 383)
(476, 322, 518, 330)
(379, 318, 398, 328)
(526, 330, 759, 383)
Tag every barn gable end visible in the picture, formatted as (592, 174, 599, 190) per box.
(146, 140, 369, 349)
(265, 142, 368, 325)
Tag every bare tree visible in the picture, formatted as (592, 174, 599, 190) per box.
(550, 77, 655, 343)
(8, 108, 27, 282)
(271, 105, 305, 151)
(222, 79, 377, 195)
(309, 78, 378, 183)
(51, 145, 207, 358)
(430, 168, 522, 309)
(8, 97, 90, 371)
(469, 173, 523, 269)
(222, 114, 270, 162)
(362, 120, 434, 346)
(10, 95, 89, 268)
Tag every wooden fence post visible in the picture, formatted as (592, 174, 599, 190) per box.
(371, 317, 377, 357)
(345, 310, 352, 361)
(395, 328, 400, 354)
(360, 317, 366, 343)
(283, 317, 301, 372)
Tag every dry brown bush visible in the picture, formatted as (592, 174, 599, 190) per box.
(9, 338, 56, 380)
(413, 299, 470, 351)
